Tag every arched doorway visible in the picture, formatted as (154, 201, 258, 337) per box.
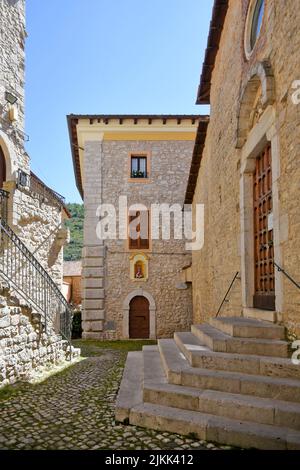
(0, 146, 6, 188)
(129, 296, 150, 339)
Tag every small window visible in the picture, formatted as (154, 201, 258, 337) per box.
(131, 155, 147, 179)
(250, 0, 264, 50)
(244, 0, 265, 59)
(128, 210, 150, 250)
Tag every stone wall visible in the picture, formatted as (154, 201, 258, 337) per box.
(82, 139, 194, 339)
(0, 0, 74, 387)
(192, 0, 300, 336)
(0, 285, 77, 388)
(0, 0, 67, 288)
(0, 0, 28, 176)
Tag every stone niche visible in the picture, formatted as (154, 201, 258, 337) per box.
(130, 253, 148, 281)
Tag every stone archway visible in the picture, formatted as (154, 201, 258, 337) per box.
(236, 60, 275, 149)
(123, 288, 156, 339)
(0, 130, 16, 182)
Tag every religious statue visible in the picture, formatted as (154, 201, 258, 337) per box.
(135, 265, 144, 279)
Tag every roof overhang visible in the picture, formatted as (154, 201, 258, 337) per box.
(196, 0, 229, 105)
(67, 114, 207, 200)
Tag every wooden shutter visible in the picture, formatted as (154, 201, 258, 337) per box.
(128, 210, 149, 249)
(140, 211, 149, 249)
(129, 213, 139, 249)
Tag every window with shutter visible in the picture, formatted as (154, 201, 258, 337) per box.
(128, 210, 150, 250)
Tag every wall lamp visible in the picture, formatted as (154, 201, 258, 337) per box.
(5, 91, 18, 105)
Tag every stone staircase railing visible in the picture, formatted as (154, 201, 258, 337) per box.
(0, 219, 73, 349)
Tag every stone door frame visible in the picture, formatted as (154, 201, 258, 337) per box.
(0, 130, 15, 182)
(239, 105, 283, 314)
(123, 288, 156, 339)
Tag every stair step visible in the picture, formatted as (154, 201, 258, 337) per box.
(143, 345, 167, 385)
(175, 331, 300, 380)
(159, 339, 300, 402)
(192, 323, 289, 358)
(144, 381, 300, 430)
(115, 351, 143, 422)
(244, 308, 277, 323)
(209, 316, 285, 340)
(158, 338, 189, 384)
(129, 402, 300, 450)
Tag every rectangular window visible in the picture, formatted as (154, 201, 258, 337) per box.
(131, 155, 147, 179)
(129, 210, 150, 249)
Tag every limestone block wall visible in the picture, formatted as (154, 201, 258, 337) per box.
(13, 187, 66, 287)
(0, 0, 28, 176)
(0, 285, 75, 388)
(82, 139, 193, 339)
(192, 0, 300, 336)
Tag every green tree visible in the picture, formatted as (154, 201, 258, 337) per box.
(64, 203, 84, 261)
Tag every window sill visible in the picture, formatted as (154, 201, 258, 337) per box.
(128, 178, 151, 184)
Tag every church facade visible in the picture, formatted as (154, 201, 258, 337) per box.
(68, 115, 205, 339)
(187, 0, 300, 338)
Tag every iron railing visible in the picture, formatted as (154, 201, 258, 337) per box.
(216, 271, 240, 317)
(0, 189, 9, 224)
(274, 262, 300, 291)
(0, 220, 73, 349)
(30, 172, 66, 206)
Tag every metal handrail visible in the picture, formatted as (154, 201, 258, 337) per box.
(0, 220, 73, 353)
(216, 271, 240, 317)
(274, 262, 300, 291)
(0, 189, 9, 223)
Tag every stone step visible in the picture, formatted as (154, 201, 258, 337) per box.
(209, 316, 285, 340)
(143, 345, 167, 385)
(129, 402, 300, 450)
(191, 323, 289, 358)
(158, 339, 300, 402)
(115, 351, 144, 423)
(174, 331, 300, 380)
(144, 382, 300, 431)
(243, 308, 277, 323)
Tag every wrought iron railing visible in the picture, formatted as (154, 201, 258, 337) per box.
(216, 271, 240, 317)
(274, 262, 300, 291)
(0, 220, 73, 349)
(0, 189, 9, 224)
(30, 172, 66, 206)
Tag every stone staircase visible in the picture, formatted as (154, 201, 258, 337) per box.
(116, 316, 300, 449)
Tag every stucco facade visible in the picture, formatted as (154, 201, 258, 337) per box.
(190, 0, 300, 338)
(68, 116, 202, 339)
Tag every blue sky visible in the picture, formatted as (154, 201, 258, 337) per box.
(25, 0, 213, 203)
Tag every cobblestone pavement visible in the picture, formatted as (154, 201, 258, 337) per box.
(0, 343, 230, 450)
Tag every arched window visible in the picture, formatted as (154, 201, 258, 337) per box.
(0, 146, 6, 188)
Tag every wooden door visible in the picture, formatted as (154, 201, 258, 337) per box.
(129, 296, 150, 339)
(0, 147, 6, 188)
(253, 144, 275, 310)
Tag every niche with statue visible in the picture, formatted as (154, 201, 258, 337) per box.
(130, 253, 149, 281)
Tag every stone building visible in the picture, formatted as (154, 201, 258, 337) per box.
(116, 0, 300, 449)
(187, 0, 300, 337)
(68, 115, 203, 339)
(63, 260, 82, 306)
(0, 0, 77, 388)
